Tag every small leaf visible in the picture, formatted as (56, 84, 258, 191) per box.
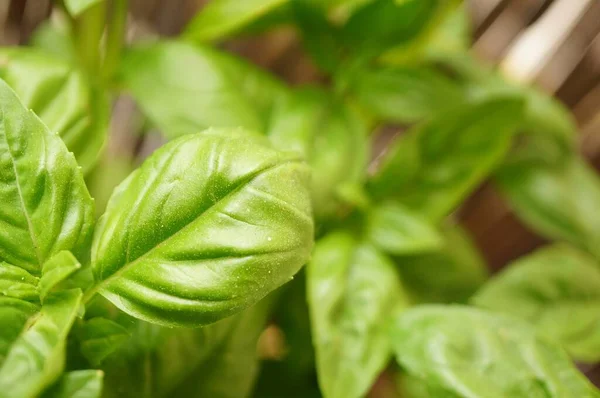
(42, 370, 103, 398)
(64, 0, 103, 17)
(473, 244, 600, 363)
(368, 97, 524, 221)
(184, 0, 287, 42)
(91, 129, 313, 327)
(0, 289, 83, 398)
(78, 318, 130, 366)
(0, 262, 38, 301)
(496, 155, 600, 259)
(0, 48, 109, 173)
(308, 231, 406, 398)
(39, 251, 81, 302)
(119, 41, 287, 139)
(366, 202, 441, 255)
(0, 77, 95, 273)
(391, 305, 600, 397)
(0, 297, 39, 362)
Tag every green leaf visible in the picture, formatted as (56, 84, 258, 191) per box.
(473, 244, 600, 363)
(64, 0, 103, 17)
(391, 305, 600, 397)
(0, 289, 83, 398)
(39, 251, 81, 302)
(42, 370, 103, 398)
(0, 297, 38, 362)
(119, 40, 287, 139)
(366, 201, 441, 255)
(307, 231, 406, 398)
(368, 97, 524, 221)
(0, 77, 95, 274)
(496, 155, 600, 259)
(0, 262, 39, 301)
(0, 49, 109, 174)
(349, 65, 465, 123)
(78, 318, 130, 366)
(394, 224, 488, 304)
(268, 88, 368, 220)
(184, 0, 287, 42)
(91, 129, 313, 327)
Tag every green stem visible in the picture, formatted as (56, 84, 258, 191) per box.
(103, 0, 129, 83)
(74, 2, 106, 75)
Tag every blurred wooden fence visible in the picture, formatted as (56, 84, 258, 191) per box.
(1, 0, 599, 270)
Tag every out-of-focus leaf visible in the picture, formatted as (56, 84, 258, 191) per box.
(307, 231, 406, 398)
(91, 129, 313, 327)
(391, 306, 600, 397)
(473, 244, 600, 363)
(349, 65, 464, 123)
(0, 48, 109, 173)
(64, 0, 103, 17)
(496, 155, 600, 259)
(0, 262, 38, 301)
(184, 0, 287, 42)
(30, 17, 75, 62)
(0, 290, 83, 398)
(39, 251, 81, 302)
(119, 40, 287, 139)
(78, 318, 130, 366)
(395, 224, 488, 304)
(268, 88, 368, 220)
(0, 77, 95, 273)
(42, 370, 103, 398)
(368, 97, 524, 221)
(366, 201, 441, 255)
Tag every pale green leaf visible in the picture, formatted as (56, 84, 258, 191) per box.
(39, 251, 81, 302)
(64, 0, 103, 17)
(0, 262, 38, 301)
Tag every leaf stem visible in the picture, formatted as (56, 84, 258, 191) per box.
(74, 2, 106, 75)
(103, 0, 129, 83)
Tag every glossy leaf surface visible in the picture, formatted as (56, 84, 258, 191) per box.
(0, 289, 82, 398)
(42, 370, 103, 398)
(0, 297, 38, 362)
(0, 78, 94, 274)
(39, 251, 81, 302)
(0, 49, 109, 173)
(0, 262, 38, 301)
(473, 245, 600, 363)
(92, 129, 313, 326)
(391, 306, 600, 397)
(308, 231, 406, 398)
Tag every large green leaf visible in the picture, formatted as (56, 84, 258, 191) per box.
(391, 306, 600, 397)
(0, 289, 83, 398)
(496, 155, 600, 259)
(0, 48, 109, 174)
(394, 224, 488, 304)
(349, 65, 464, 123)
(368, 97, 524, 221)
(0, 262, 38, 301)
(184, 0, 287, 42)
(267, 88, 368, 220)
(365, 201, 441, 255)
(119, 40, 287, 139)
(0, 78, 94, 274)
(473, 244, 600, 363)
(307, 231, 406, 398)
(91, 129, 313, 327)
(42, 370, 103, 398)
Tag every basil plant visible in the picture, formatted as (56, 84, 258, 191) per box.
(1, 0, 600, 397)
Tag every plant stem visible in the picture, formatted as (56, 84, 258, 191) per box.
(103, 0, 129, 83)
(75, 2, 106, 75)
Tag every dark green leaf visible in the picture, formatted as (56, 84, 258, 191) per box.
(78, 318, 130, 366)
(394, 224, 488, 304)
(119, 40, 287, 139)
(268, 88, 368, 220)
(473, 244, 600, 363)
(39, 251, 81, 302)
(368, 97, 524, 221)
(42, 370, 103, 398)
(0, 262, 38, 301)
(0, 289, 83, 398)
(0, 48, 109, 173)
(366, 201, 441, 255)
(183, 0, 287, 42)
(91, 129, 313, 326)
(308, 231, 406, 398)
(496, 155, 600, 259)
(0, 77, 95, 274)
(64, 0, 103, 17)
(391, 305, 600, 397)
